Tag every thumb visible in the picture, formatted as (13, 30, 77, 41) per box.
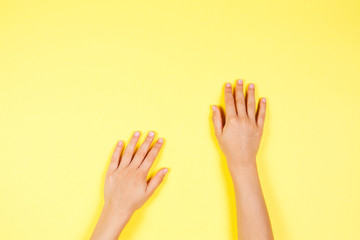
(146, 168, 168, 197)
(211, 105, 223, 137)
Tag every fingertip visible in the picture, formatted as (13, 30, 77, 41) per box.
(212, 105, 217, 112)
(211, 106, 219, 120)
(262, 97, 266, 103)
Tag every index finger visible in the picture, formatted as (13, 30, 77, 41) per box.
(224, 82, 237, 119)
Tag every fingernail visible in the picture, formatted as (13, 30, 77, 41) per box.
(212, 105, 216, 111)
(149, 131, 154, 137)
(158, 138, 164, 143)
(249, 83, 255, 89)
(237, 79, 243, 85)
(134, 131, 140, 137)
(262, 98, 266, 103)
(225, 82, 231, 88)
(163, 168, 168, 174)
(118, 140, 123, 146)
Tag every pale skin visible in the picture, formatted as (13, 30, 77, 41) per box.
(91, 79, 273, 240)
(91, 131, 168, 240)
(211, 79, 274, 240)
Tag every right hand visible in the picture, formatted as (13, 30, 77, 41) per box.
(211, 80, 266, 175)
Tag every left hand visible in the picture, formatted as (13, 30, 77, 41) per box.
(104, 131, 168, 216)
(91, 131, 168, 240)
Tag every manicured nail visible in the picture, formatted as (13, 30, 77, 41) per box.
(249, 83, 255, 89)
(225, 82, 231, 88)
(149, 131, 154, 137)
(262, 98, 266, 103)
(212, 105, 216, 111)
(158, 138, 164, 143)
(134, 131, 140, 137)
(237, 79, 243, 85)
(163, 168, 168, 175)
(118, 140, 123, 146)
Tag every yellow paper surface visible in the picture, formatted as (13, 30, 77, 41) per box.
(1, 1, 359, 239)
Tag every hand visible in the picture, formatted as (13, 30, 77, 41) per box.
(104, 130, 168, 214)
(212, 80, 273, 240)
(91, 131, 168, 240)
(211, 80, 266, 176)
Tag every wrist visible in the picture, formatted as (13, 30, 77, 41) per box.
(103, 202, 134, 219)
(227, 159, 258, 183)
(227, 156, 257, 170)
(101, 203, 133, 229)
(91, 204, 133, 240)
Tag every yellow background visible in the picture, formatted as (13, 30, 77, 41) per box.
(1, 0, 359, 239)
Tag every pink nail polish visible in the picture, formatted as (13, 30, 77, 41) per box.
(163, 168, 168, 174)
(118, 140, 123, 146)
(158, 138, 164, 143)
(149, 131, 154, 137)
(237, 79, 243, 85)
(225, 82, 231, 88)
(262, 98, 266, 103)
(249, 84, 255, 89)
(212, 105, 216, 111)
(134, 131, 140, 137)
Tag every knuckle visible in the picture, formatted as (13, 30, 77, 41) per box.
(141, 160, 149, 169)
(154, 143, 161, 150)
(226, 98, 233, 105)
(121, 167, 131, 175)
(212, 116, 218, 123)
(136, 170, 146, 179)
(247, 102, 255, 108)
(153, 175, 161, 183)
(256, 128, 263, 135)
(239, 117, 247, 123)
(228, 116, 238, 124)
(236, 96, 245, 104)
(251, 121, 259, 129)
(137, 149, 146, 157)
(126, 163, 135, 170)
(146, 153, 155, 161)
(124, 152, 133, 160)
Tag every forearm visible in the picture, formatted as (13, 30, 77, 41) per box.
(230, 160, 273, 240)
(91, 204, 132, 240)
